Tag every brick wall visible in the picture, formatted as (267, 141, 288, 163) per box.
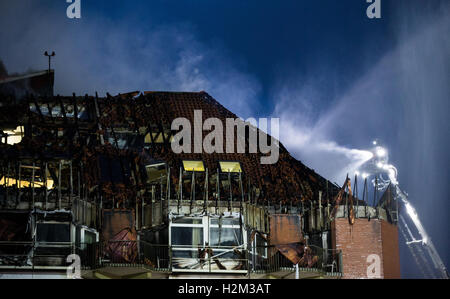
(332, 217, 400, 279)
(381, 220, 401, 278)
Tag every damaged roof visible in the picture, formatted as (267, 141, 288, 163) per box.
(0, 91, 340, 204)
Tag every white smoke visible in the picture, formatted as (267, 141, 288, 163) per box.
(0, 0, 261, 119)
(272, 3, 450, 187)
(272, 83, 374, 184)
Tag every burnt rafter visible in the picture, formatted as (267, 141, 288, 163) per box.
(0, 91, 341, 209)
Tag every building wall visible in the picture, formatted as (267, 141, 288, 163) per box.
(381, 220, 401, 278)
(331, 217, 400, 279)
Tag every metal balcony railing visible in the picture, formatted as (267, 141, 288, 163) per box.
(0, 240, 343, 276)
(249, 244, 343, 277)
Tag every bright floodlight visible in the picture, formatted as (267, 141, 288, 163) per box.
(373, 140, 377, 145)
(376, 147, 386, 157)
(362, 173, 369, 179)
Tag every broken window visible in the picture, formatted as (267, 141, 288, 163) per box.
(29, 103, 87, 119)
(106, 128, 142, 149)
(145, 162, 167, 183)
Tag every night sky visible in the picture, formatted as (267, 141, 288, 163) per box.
(0, 0, 449, 278)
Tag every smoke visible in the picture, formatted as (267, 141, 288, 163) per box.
(272, 78, 375, 184)
(273, 2, 450, 181)
(0, 0, 261, 118)
(272, 1, 450, 277)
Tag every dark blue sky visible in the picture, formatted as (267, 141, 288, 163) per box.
(79, 0, 392, 115)
(1, 0, 449, 278)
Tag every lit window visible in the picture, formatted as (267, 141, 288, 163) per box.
(1, 126, 24, 145)
(182, 160, 205, 172)
(219, 161, 242, 173)
(0, 165, 54, 189)
(0, 177, 54, 189)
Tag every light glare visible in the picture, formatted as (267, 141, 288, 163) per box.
(376, 147, 386, 157)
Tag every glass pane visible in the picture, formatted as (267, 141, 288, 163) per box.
(36, 223, 70, 242)
(219, 161, 242, 173)
(84, 231, 96, 244)
(182, 160, 205, 172)
(171, 227, 203, 246)
(210, 217, 240, 226)
(209, 228, 242, 246)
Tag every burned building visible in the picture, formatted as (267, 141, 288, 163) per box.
(0, 80, 400, 278)
(0, 62, 54, 100)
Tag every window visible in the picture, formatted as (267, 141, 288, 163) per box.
(0, 165, 54, 189)
(211, 218, 239, 226)
(219, 161, 242, 173)
(170, 215, 246, 272)
(209, 228, 243, 246)
(36, 223, 70, 243)
(106, 128, 141, 149)
(145, 162, 167, 183)
(83, 230, 97, 244)
(182, 160, 205, 172)
(0, 177, 54, 189)
(1, 126, 24, 145)
(171, 227, 203, 246)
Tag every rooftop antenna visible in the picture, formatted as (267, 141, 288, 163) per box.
(44, 51, 55, 73)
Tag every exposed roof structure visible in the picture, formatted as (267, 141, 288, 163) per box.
(0, 91, 340, 206)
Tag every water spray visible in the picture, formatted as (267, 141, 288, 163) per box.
(356, 140, 449, 279)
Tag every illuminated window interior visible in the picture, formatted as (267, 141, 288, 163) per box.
(1, 126, 24, 145)
(219, 161, 242, 173)
(182, 160, 205, 172)
(0, 165, 54, 189)
(0, 177, 54, 189)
